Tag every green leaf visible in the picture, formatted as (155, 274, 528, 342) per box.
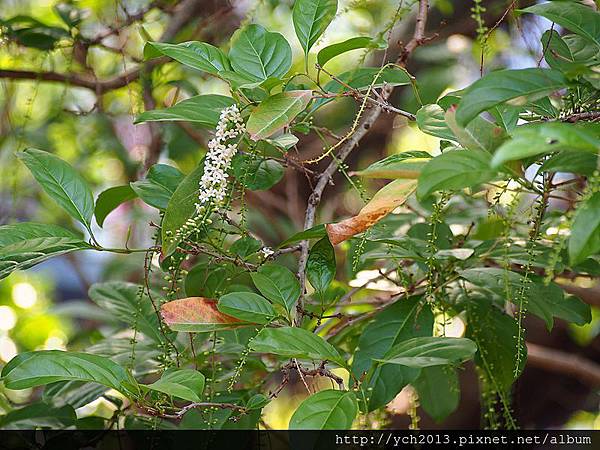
(455, 68, 567, 126)
(459, 267, 522, 296)
(445, 107, 508, 152)
(230, 236, 262, 258)
(541, 30, 578, 72)
(490, 104, 521, 133)
(466, 298, 526, 391)
(521, 1, 600, 50)
(247, 91, 311, 140)
(266, 133, 299, 150)
(76, 416, 108, 429)
(251, 263, 301, 314)
(144, 41, 230, 74)
(229, 24, 292, 82)
(218, 71, 283, 91)
(352, 297, 432, 375)
(0, 222, 84, 248)
(43, 380, 108, 409)
(1, 350, 137, 396)
(185, 263, 233, 298)
(2, 15, 69, 50)
(407, 222, 453, 249)
(94, 185, 136, 227)
(0, 222, 90, 280)
(351, 151, 430, 179)
(0, 403, 76, 429)
(307, 236, 336, 293)
(539, 151, 598, 176)
(89, 282, 167, 344)
(569, 192, 600, 265)
(562, 33, 600, 63)
(417, 149, 497, 199)
(232, 155, 285, 190)
(86, 339, 159, 373)
(131, 164, 184, 210)
(460, 266, 590, 330)
(278, 224, 327, 248)
(530, 96, 560, 119)
(145, 368, 205, 403)
(352, 297, 433, 411)
(527, 279, 592, 330)
(217, 292, 276, 324)
(293, 0, 338, 55)
(250, 327, 345, 366)
(161, 163, 204, 256)
(416, 104, 456, 141)
(135, 95, 236, 126)
(491, 122, 599, 168)
(317, 36, 381, 67)
(376, 337, 477, 368)
(413, 366, 459, 423)
(17, 148, 94, 228)
(246, 393, 270, 410)
(289, 389, 356, 430)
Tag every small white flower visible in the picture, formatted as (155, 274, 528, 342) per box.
(260, 247, 274, 258)
(198, 104, 245, 209)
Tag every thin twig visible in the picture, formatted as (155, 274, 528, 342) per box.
(295, 0, 430, 325)
(155, 402, 248, 420)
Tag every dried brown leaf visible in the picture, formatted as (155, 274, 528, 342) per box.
(326, 179, 417, 245)
(160, 297, 246, 332)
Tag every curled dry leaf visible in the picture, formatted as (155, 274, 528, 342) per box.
(326, 179, 417, 245)
(160, 297, 246, 332)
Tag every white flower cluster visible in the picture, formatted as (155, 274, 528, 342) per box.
(197, 104, 245, 208)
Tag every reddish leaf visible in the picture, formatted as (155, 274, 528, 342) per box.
(160, 297, 247, 332)
(326, 179, 417, 245)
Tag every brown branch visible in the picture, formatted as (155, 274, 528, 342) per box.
(324, 303, 391, 339)
(269, 359, 344, 399)
(295, 0, 430, 324)
(178, 244, 257, 271)
(141, 73, 162, 170)
(161, 0, 227, 43)
(526, 342, 600, 387)
(556, 283, 600, 308)
(563, 111, 600, 123)
(0, 59, 165, 94)
(398, 0, 430, 65)
(268, 244, 302, 260)
(315, 64, 417, 120)
(86, 1, 160, 45)
(0, 0, 220, 94)
(151, 401, 248, 420)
